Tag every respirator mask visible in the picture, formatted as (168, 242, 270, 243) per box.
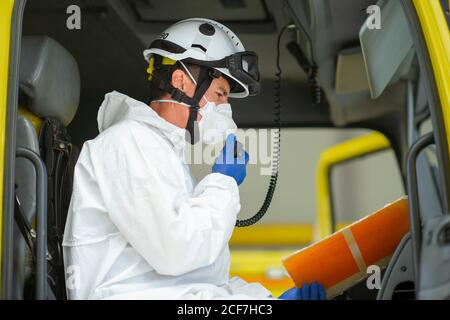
(151, 96, 237, 145)
(198, 97, 237, 145)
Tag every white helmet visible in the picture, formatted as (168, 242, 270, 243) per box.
(143, 18, 260, 98)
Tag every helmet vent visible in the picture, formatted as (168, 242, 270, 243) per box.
(199, 23, 215, 36)
(191, 43, 207, 52)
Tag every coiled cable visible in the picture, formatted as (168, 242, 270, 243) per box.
(308, 64, 323, 105)
(235, 24, 294, 227)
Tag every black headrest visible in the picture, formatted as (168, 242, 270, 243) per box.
(19, 36, 80, 126)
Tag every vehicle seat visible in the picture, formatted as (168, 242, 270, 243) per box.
(12, 115, 40, 299)
(14, 35, 80, 299)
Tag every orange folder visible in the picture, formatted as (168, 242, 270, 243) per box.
(282, 197, 410, 298)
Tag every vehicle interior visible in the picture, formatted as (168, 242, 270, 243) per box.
(2, 0, 450, 299)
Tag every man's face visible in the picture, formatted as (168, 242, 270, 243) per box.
(200, 76, 231, 107)
(172, 69, 231, 107)
(169, 69, 232, 124)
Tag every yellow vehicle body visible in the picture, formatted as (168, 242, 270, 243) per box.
(0, 0, 16, 290)
(414, 0, 450, 154)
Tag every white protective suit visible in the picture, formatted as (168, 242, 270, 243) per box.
(63, 91, 272, 300)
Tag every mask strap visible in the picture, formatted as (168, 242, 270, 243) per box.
(185, 67, 214, 144)
(152, 99, 190, 107)
(179, 61, 197, 85)
(151, 62, 214, 144)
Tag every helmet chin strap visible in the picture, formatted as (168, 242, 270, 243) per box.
(157, 65, 215, 144)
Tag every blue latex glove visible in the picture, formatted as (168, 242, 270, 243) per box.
(279, 283, 327, 300)
(212, 134, 249, 186)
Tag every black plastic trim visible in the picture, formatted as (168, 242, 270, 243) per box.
(406, 132, 434, 288)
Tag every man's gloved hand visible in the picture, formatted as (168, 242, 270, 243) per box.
(278, 283, 327, 300)
(212, 134, 249, 186)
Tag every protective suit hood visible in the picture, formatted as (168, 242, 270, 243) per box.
(97, 90, 186, 150)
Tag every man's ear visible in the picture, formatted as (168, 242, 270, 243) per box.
(171, 69, 186, 91)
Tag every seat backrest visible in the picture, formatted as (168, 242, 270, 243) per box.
(16, 35, 80, 299)
(19, 36, 80, 126)
(12, 115, 40, 299)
